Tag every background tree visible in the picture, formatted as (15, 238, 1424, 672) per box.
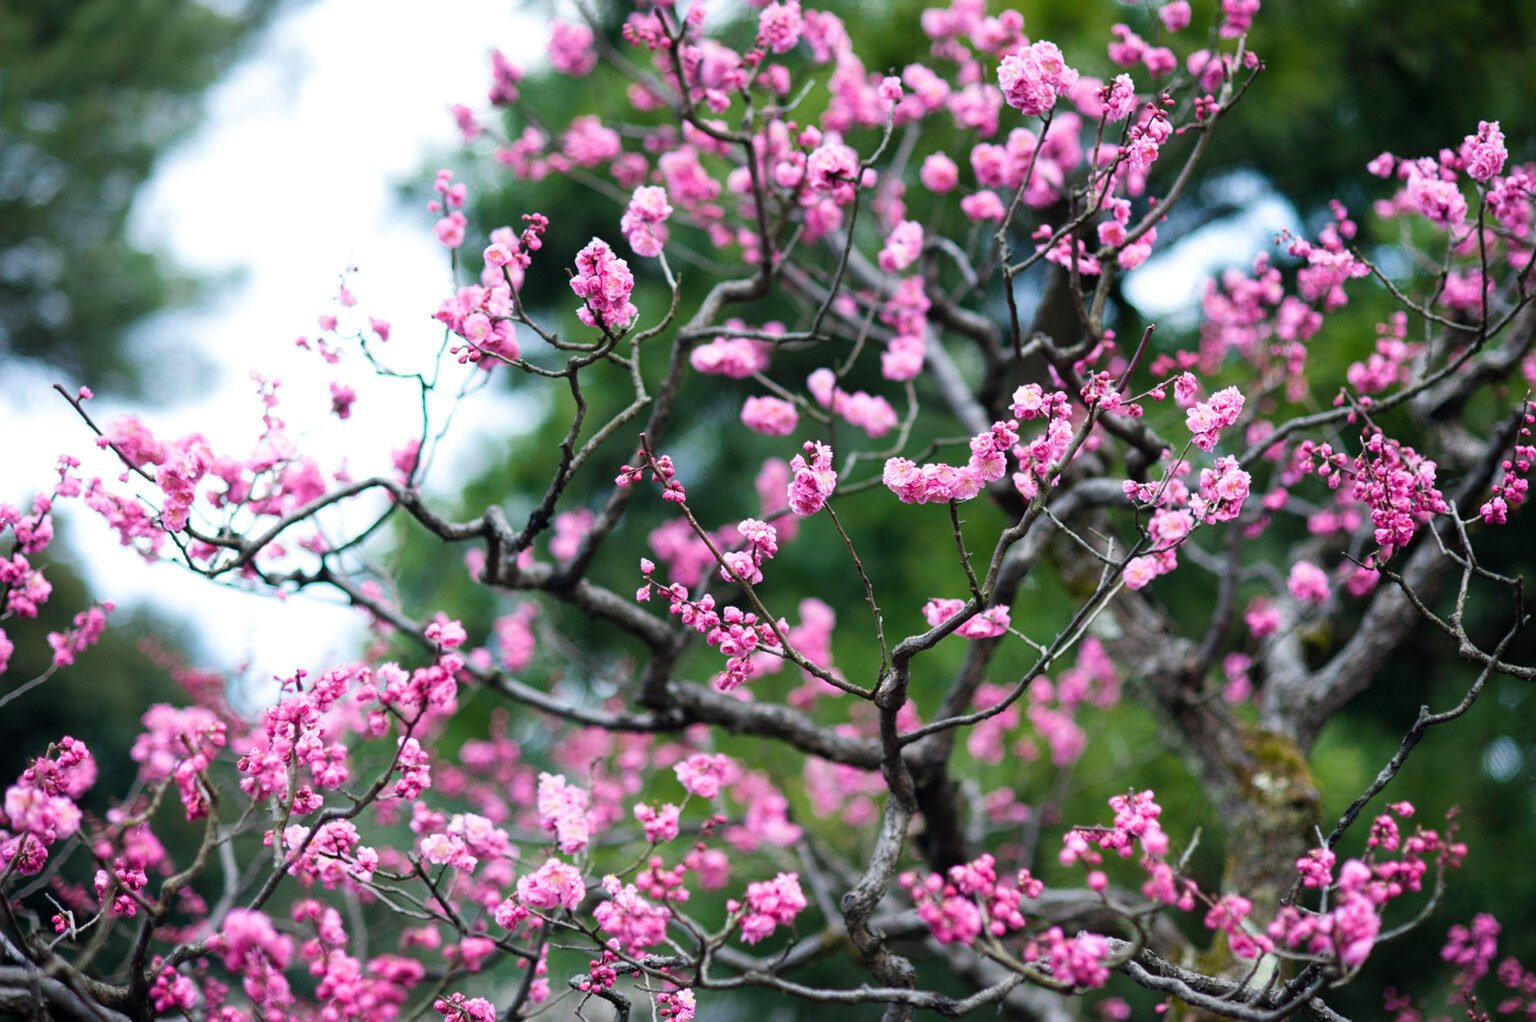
(444, 4, 1536, 1012)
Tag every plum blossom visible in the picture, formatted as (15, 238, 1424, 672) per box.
(548, 21, 597, 77)
(621, 186, 673, 257)
(741, 396, 799, 436)
(537, 772, 591, 855)
(517, 857, 586, 911)
(997, 41, 1079, 117)
(878, 220, 924, 272)
(788, 441, 837, 515)
(569, 239, 638, 331)
(1288, 561, 1330, 604)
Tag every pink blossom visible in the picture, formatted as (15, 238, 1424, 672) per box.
(1442, 913, 1501, 985)
(434, 994, 497, 1022)
(1103, 74, 1136, 122)
(1143, 46, 1176, 77)
(960, 190, 1006, 222)
(1040, 928, 1111, 988)
(517, 857, 586, 911)
(1406, 168, 1468, 229)
(756, 0, 804, 54)
(922, 597, 1011, 639)
(1287, 561, 1330, 604)
(434, 212, 467, 249)
(1184, 386, 1244, 450)
(569, 238, 638, 331)
(493, 603, 537, 671)
(1460, 120, 1507, 182)
(739, 872, 807, 943)
(997, 40, 1079, 117)
(548, 21, 597, 77)
(425, 613, 466, 650)
(878, 220, 924, 272)
(1123, 555, 1161, 590)
(561, 115, 620, 168)
(1220, 0, 1261, 38)
(691, 336, 771, 378)
(594, 875, 671, 950)
(1107, 24, 1145, 68)
(488, 49, 521, 105)
(919, 152, 959, 192)
(788, 440, 836, 515)
(621, 185, 673, 257)
(675, 753, 735, 799)
(1159, 1, 1192, 32)
(741, 396, 799, 436)
(633, 802, 681, 843)
(328, 381, 356, 419)
(806, 141, 860, 200)
(537, 772, 591, 854)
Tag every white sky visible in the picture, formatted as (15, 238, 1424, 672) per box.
(8, 1, 1297, 693)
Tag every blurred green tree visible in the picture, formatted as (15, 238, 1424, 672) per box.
(0, 0, 285, 395)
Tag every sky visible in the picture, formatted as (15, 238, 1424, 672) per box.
(8, 0, 1298, 694)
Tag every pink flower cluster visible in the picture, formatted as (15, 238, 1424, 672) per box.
(1121, 436, 1252, 590)
(1481, 404, 1534, 525)
(757, 0, 804, 54)
(1184, 385, 1244, 451)
(878, 220, 924, 272)
(741, 395, 799, 436)
(735, 871, 807, 944)
(237, 677, 353, 808)
(616, 450, 687, 504)
(3, 737, 93, 874)
(1461, 120, 1508, 182)
(721, 518, 778, 586)
(621, 185, 674, 257)
(883, 419, 1018, 504)
(900, 853, 1041, 945)
(922, 597, 1010, 640)
(595, 874, 672, 950)
(213, 908, 295, 1013)
(1288, 560, 1330, 604)
(637, 569, 783, 692)
(691, 333, 772, 378)
(537, 772, 591, 855)
(570, 238, 638, 331)
(675, 753, 736, 799)
(997, 41, 1078, 117)
(548, 20, 597, 77)
(788, 440, 837, 515)
(880, 276, 930, 380)
(807, 368, 898, 438)
(514, 856, 586, 913)
(1269, 804, 1465, 972)
(276, 818, 378, 889)
(805, 140, 861, 202)
(429, 169, 467, 248)
(1350, 430, 1448, 559)
(1442, 912, 1501, 986)
(132, 704, 227, 819)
